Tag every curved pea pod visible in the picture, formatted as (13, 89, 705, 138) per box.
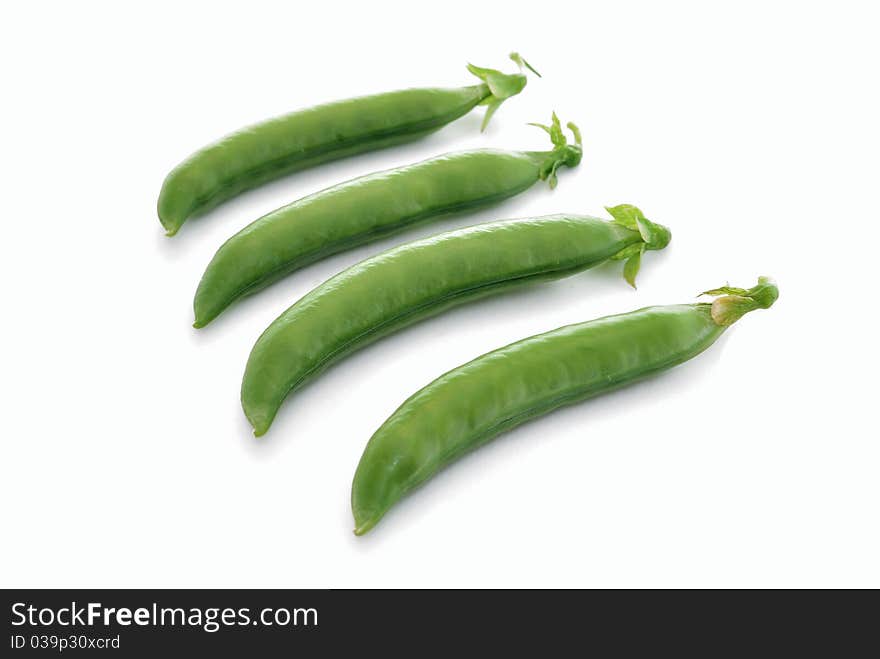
(240, 205, 670, 436)
(351, 277, 779, 535)
(158, 53, 539, 236)
(194, 114, 583, 327)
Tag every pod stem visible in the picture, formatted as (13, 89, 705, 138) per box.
(467, 52, 538, 131)
(700, 277, 779, 326)
(606, 204, 672, 288)
(526, 112, 583, 188)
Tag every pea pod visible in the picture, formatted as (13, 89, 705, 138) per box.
(351, 277, 779, 535)
(157, 54, 538, 236)
(241, 204, 670, 436)
(194, 114, 582, 327)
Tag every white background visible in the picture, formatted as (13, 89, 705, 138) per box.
(2, 1, 877, 588)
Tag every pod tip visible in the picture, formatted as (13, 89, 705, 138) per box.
(352, 507, 380, 536)
(353, 520, 375, 536)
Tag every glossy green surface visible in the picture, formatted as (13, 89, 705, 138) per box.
(241, 210, 667, 436)
(194, 138, 581, 327)
(158, 87, 485, 235)
(157, 54, 534, 235)
(351, 279, 778, 534)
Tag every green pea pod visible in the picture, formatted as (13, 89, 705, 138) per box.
(351, 277, 779, 535)
(241, 206, 669, 437)
(194, 114, 583, 327)
(158, 54, 538, 236)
